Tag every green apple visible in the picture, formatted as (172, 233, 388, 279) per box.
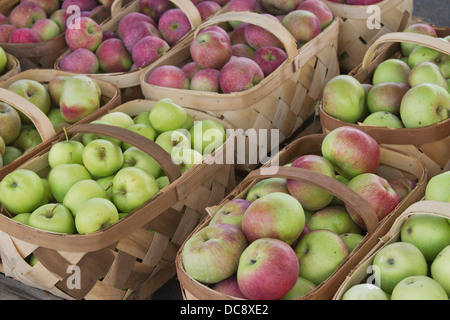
(372, 59, 411, 85)
(28, 203, 75, 234)
(339, 233, 364, 253)
(13, 128, 42, 152)
(82, 139, 124, 178)
(121, 124, 156, 150)
(0, 136, 4, 155)
(111, 167, 159, 213)
(47, 108, 66, 128)
(8, 79, 51, 123)
(372, 241, 428, 293)
(155, 129, 191, 155)
(400, 83, 449, 128)
(294, 229, 349, 285)
(81, 120, 121, 146)
(96, 175, 114, 196)
(100, 111, 134, 128)
(281, 277, 316, 300)
(425, 171, 450, 202)
(189, 119, 226, 156)
(171, 147, 203, 174)
(40, 178, 53, 205)
(122, 146, 162, 178)
(2, 146, 22, 165)
(307, 206, 362, 235)
(391, 275, 448, 300)
(341, 283, 389, 300)
(360, 83, 373, 121)
(0, 46, 7, 74)
(47, 163, 92, 203)
(181, 114, 194, 130)
(367, 82, 410, 115)
(75, 197, 119, 234)
(322, 75, 365, 123)
(245, 177, 289, 201)
(156, 176, 169, 190)
(12, 213, 31, 225)
(400, 213, 450, 262)
(400, 23, 438, 57)
(63, 179, 108, 216)
(362, 111, 404, 128)
(133, 111, 151, 126)
(0, 169, 45, 214)
(148, 98, 187, 133)
(431, 245, 450, 296)
(48, 139, 85, 168)
(409, 61, 448, 89)
(0, 102, 21, 145)
(408, 46, 450, 79)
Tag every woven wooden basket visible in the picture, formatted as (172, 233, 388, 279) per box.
(176, 133, 427, 300)
(320, 31, 450, 179)
(332, 200, 450, 300)
(0, 69, 121, 180)
(322, 0, 413, 72)
(54, 0, 203, 103)
(140, 11, 340, 171)
(0, 109, 236, 300)
(0, 53, 20, 82)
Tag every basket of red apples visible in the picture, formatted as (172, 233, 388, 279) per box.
(320, 26, 450, 178)
(334, 194, 450, 300)
(0, 0, 109, 69)
(175, 126, 427, 300)
(140, 5, 340, 171)
(323, 0, 413, 72)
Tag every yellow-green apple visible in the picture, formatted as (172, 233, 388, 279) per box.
(122, 20, 160, 53)
(170, 147, 203, 174)
(372, 242, 428, 293)
(388, 176, 416, 201)
(211, 275, 247, 299)
(307, 206, 363, 235)
(9, 2, 46, 28)
(260, 0, 302, 15)
(189, 68, 221, 92)
(111, 167, 159, 213)
(372, 59, 411, 85)
(139, 0, 171, 21)
(31, 18, 60, 41)
(237, 238, 299, 300)
(400, 214, 450, 262)
(367, 82, 410, 115)
(339, 232, 364, 253)
(286, 154, 335, 211)
(341, 283, 389, 300)
(147, 65, 190, 89)
(360, 83, 372, 120)
(181, 114, 194, 130)
(409, 61, 448, 89)
(0, 24, 16, 43)
(219, 57, 264, 93)
(59, 75, 101, 123)
(181, 61, 202, 80)
(281, 276, 316, 300)
(245, 177, 289, 201)
(81, 120, 121, 146)
(40, 177, 53, 205)
(28, 203, 75, 234)
(196, 1, 221, 20)
(121, 124, 156, 150)
(118, 12, 156, 40)
(158, 8, 192, 45)
(47, 108, 68, 130)
(282, 10, 321, 44)
(399, 83, 449, 128)
(189, 119, 226, 155)
(75, 197, 119, 234)
(231, 43, 255, 58)
(82, 138, 124, 178)
(400, 23, 437, 56)
(96, 175, 114, 196)
(133, 111, 152, 126)
(321, 126, 381, 178)
(362, 111, 404, 128)
(63, 179, 108, 215)
(425, 171, 450, 202)
(190, 28, 232, 69)
(209, 198, 252, 230)
(294, 229, 349, 285)
(148, 98, 187, 132)
(322, 75, 365, 123)
(0, 169, 45, 214)
(8, 28, 41, 43)
(96, 38, 132, 73)
(408, 46, 450, 79)
(13, 128, 42, 152)
(244, 14, 283, 49)
(297, 0, 334, 30)
(48, 163, 92, 202)
(8, 79, 51, 123)
(241, 192, 305, 244)
(156, 176, 169, 190)
(100, 111, 134, 128)
(155, 129, 191, 155)
(50, 9, 70, 32)
(0, 102, 21, 144)
(122, 146, 162, 178)
(65, 17, 103, 52)
(182, 223, 248, 284)
(2, 146, 22, 165)
(48, 138, 84, 169)
(12, 213, 31, 225)
(251, 46, 287, 76)
(391, 275, 448, 300)
(132, 35, 170, 69)
(22, 0, 59, 16)
(431, 245, 450, 296)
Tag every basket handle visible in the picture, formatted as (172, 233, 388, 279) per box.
(361, 32, 450, 69)
(0, 88, 56, 142)
(65, 122, 181, 183)
(239, 166, 379, 235)
(193, 11, 299, 60)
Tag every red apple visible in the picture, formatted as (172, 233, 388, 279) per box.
(190, 28, 232, 69)
(158, 8, 192, 45)
(8, 28, 41, 43)
(102, 30, 119, 41)
(297, 0, 334, 30)
(122, 20, 161, 53)
(118, 12, 156, 40)
(9, 2, 47, 29)
(282, 10, 321, 44)
(230, 22, 248, 44)
(244, 14, 283, 50)
(209, 198, 252, 230)
(346, 0, 384, 4)
(0, 13, 7, 25)
(139, 0, 171, 21)
(50, 9, 71, 32)
(196, 1, 221, 20)
(190, 68, 221, 92)
(96, 38, 132, 73)
(232, 43, 255, 58)
(226, 0, 260, 28)
(251, 46, 288, 76)
(388, 177, 416, 202)
(31, 18, 61, 41)
(211, 275, 247, 299)
(22, 0, 59, 16)
(59, 48, 99, 73)
(65, 17, 103, 52)
(61, 0, 99, 12)
(0, 25, 16, 43)
(219, 57, 264, 93)
(181, 61, 203, 79)
(147, 65, 190, 89)
(132, 35, 170, 68)
(260, 0, 302, 15)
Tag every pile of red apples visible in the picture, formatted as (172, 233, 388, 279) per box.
(147, 0, 334, 94)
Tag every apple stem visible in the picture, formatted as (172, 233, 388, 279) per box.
(63, 127, 69, 143)
(105, 182, 113, 192)
(106, 190, 126, 198)
(49, 203, 59, 218)
(70, 152, 72, 164)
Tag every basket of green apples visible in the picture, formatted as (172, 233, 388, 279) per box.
(176, 127, 427, 300)
(320, 26, 450, 179)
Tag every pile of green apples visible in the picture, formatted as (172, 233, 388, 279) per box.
(322, 23, 449, 129)
(341, 170, 450, 300)
(0, 98, 226, 235)
(181, 126, 414, 300)
(0, 74, 102, 168)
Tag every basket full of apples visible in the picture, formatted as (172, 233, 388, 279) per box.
(175, 127, 427, 300)
(322, 0, 413, 72)
(320, 27, 450, 178)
